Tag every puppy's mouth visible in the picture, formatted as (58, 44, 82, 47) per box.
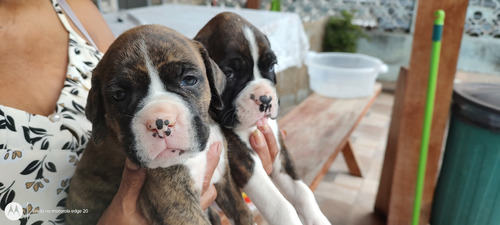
(253, 114, 275, 126)
(149, 128, 191, 159)
(152, 127, 173, 139)
(134, 117, 195, 168)
(265, 112, 278, 120)
(154, 148, 187, 160)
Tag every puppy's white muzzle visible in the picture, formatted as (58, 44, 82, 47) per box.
(132, 95, 198, 168)
(234, 78, 279, 129)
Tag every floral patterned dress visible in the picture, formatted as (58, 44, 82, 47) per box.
(0, 0, 103, 224)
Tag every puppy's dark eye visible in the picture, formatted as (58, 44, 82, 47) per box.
(113, 90, 126, 101)
(181, 76, 198, 86)
(268, 62, 277, 73)
(222, 68, 234, 79)
(225, 71, 234, 78)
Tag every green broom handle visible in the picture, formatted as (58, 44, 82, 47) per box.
(412, 9, 445, 225)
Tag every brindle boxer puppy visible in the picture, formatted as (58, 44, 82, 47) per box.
(195, 12, 332, 225)
(66, 25, 249, 225)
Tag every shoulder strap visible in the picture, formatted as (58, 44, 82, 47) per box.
(56, 0, 99, 49)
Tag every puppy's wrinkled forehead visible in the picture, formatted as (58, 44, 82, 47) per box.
(227, 21, 269, 61)
(103, 25, 204, 84)
(195, 12, 270, 63)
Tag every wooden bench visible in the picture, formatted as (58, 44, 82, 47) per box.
(221, 83, 382, 224)
(278, 83, 381, 190)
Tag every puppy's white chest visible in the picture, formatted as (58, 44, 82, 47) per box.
(183, 124, 226, 191)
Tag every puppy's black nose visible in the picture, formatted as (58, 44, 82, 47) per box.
(259, 95, 272, 105)
(155, 119, 164, 130)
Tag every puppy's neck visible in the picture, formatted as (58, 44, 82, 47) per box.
(233, 118, 280, 150)
(182, 120, 225, 192)
(207, 118, 224, 146)
(233, 117, 272, 133)
(80, 137, 127, 182)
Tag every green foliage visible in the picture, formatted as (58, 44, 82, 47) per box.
(323, 11, 365, 52)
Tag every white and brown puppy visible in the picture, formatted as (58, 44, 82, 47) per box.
(195, 12, 332, 225)
(66, 25, 250, 225)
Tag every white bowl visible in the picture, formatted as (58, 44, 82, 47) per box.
(305, 51, 388, 98)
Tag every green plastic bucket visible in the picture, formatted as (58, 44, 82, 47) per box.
(431, 83, 500, 225)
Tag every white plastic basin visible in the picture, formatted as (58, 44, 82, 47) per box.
(305, 51, 388, 98)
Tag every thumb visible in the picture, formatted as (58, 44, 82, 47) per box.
(115, 158, 147, 212)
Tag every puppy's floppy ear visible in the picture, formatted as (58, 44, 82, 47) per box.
(193, 41, 226, 114)
(86, 64, 107, 144)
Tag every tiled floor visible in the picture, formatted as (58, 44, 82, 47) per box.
(314, 92, 394, 225)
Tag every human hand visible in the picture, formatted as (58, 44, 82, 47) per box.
(97, 143, 221, 224)
(200, 142, 222, 209)
(250, 119, 282, 175)
(97, 159, 148, 225)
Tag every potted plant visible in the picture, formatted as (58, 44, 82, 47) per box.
(323, 11, 365, 52)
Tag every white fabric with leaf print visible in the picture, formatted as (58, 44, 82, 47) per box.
(0, 0, 102, 224)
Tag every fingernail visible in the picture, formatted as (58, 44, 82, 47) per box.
(282, 129, 287, 136)
(126, 159, 140, 171)
(252, 129, 264, 146)
(266, 165, 273, 175)
(256, 119, 264, 127)
(260, 124, 270, 133)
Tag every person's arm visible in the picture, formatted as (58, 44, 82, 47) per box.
(66, 0, 115, 52)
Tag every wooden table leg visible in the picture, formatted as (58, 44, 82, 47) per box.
(342, 140, 363, 177)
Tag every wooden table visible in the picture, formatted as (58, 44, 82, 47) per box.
(279, 83, 382, 191)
